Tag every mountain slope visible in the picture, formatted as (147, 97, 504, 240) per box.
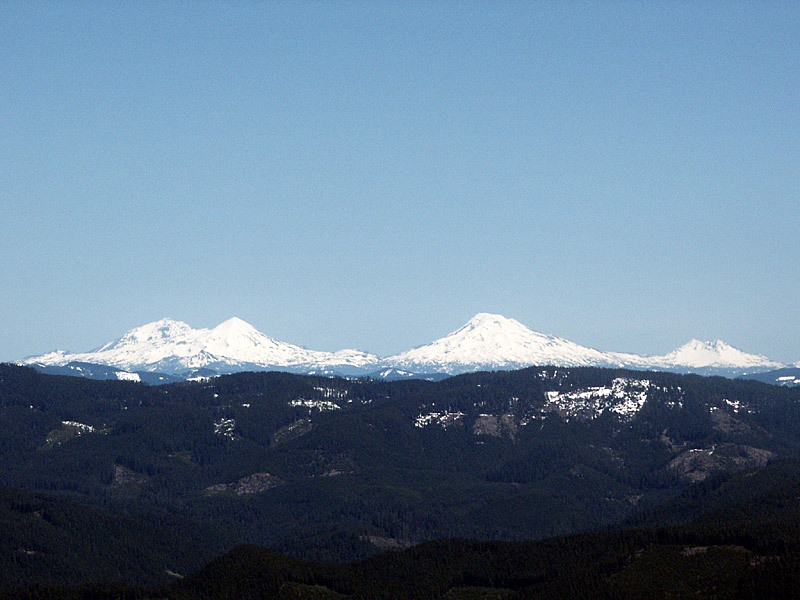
(11, 470, 800, 600)
(0, 486, 234, 589)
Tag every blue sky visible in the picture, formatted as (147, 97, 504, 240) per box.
(2, 2, 799, 362)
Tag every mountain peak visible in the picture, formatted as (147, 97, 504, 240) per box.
(681, 339, 729, 349)
(99, 318, 193, 350)
(469, 312, 512, 322)
(664, 338, 780, 369)
(383, 313, 611, 375)
(462, 313, 523, 330)
(211, 317, 260, 336)
(204, 317, 287, 359)
(451, 313, 545, 344)
(136, 317, 192, 331)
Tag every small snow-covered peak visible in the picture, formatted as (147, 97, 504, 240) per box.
(681, 339, 730, 352)
(132, 318, 192, 335)
(212, 317, 260, 336)
(20, 350, 71, 366)
(328, 348, 381, 366)
(450, 313, 545, 339)
(661, 339, 781, 369)
(458, 313, 530, 334)
(207, 317, 272, 348)
(99, 318, 194, 351)
(203, 317, 299, 362)
(465, 312, 517, 326)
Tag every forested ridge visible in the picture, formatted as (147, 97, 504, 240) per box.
(2, 363, 800, 596)
(6, 463, 800, 600)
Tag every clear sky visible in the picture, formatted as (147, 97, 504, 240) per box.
(2, 2, 799, 363)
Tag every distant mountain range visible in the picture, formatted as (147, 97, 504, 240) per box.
(18, 313, 796, 382)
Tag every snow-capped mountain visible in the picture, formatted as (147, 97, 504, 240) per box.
(378, 313, 785, 377)
(379, 313, 632, 374)
(20, 313, 789, 381)
(23, 317, 378, 377)
(655, 339, 782, 372)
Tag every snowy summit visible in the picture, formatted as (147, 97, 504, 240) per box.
(381, 313, 622, 374)
(657, 339, 780, 370)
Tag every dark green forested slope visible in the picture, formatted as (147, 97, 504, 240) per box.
(7, 466, 800, 600)
(0, 486, 234, 589)
(4, 464, 800, 598)
(623, 458, 800, 529)
(3, 363, 800, 593)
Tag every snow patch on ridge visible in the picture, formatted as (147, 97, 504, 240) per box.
(214, 418, 237, 440)
(414, 411, 466, 429)
(115, 371, 141, 382)
(545, 378, 652, 421)
(62, 420, 96, 433)
(289, 398, 341, 411)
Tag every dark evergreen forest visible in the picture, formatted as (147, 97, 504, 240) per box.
(2, 364, 800, 598)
